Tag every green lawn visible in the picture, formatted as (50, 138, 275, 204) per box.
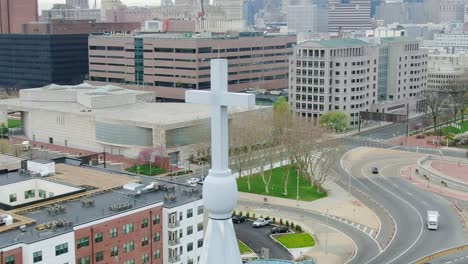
(237, 166, 327, 202)
(125, 164, 166, 176)
(274, 233, 315, 249)
(7, 119, 21, 128)
(442, 120, 468, 135)
(238, 240, 252, 254)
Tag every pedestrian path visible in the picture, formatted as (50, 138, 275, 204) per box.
(317, 212, 378, 239)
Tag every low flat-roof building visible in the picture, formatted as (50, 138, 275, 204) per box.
(21, 19, 141, 34)
(0, 83, 265, 164)
(0, 160, 204, 264)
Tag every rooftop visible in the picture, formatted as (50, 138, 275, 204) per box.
(0, 162, 202, 249)
(300, 39, 371, 48)
(91, 31, 294, 40)
(379, 37, 419, 44)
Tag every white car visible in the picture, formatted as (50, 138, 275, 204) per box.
(252, 217, 272, 228)
(187, 178, 201, 186)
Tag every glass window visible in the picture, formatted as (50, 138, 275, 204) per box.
(141, 236, 149, 246)
(154, 250, 160, 259)
(197, 222, 203, 232)
(153, 232, 160, 242)
(33, 251, 42, 263)
(55, 243, 68, 256)
(122, 223, 134, 234)
(9, 193, 16, 203)
(187, 209, 193, 218)
(152, 215, 160, 224)
(124, 259, 135, 264)
(24, 189, 35, 199)
(141, 218, 149, 228)
(110, 246, 118, 257)
(187, 225, 193, 236)
(78, 256, 90, 264)
(77, 237, 89, 248)
(123, 241, 135, 252)
(95, 252, 104, 262)
(187, 242, 193, 252)
(142, 253, 150, 264)
(198, 239, 203, 248)
(197, 205, 203, 215)
(95, 232, 103, 243)
(110, 227, 118, 238)
(5, 256, 15, 264)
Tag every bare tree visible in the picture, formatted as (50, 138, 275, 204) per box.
(422, 90, 448, 140)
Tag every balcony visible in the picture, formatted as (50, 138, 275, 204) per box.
(168, 221, 180, 229)
(168, 238, 180, 246)
(168, 255, 181, 263)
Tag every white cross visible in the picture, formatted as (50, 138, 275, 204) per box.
(185, 59, 255, 264)
(186, 59, 255, 172)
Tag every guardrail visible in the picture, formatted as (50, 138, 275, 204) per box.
(416, 155, 468, 193)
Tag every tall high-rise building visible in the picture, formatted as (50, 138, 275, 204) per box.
(66, 0, 89, 9)
(0, 0, 38, 34)
(287, 1, 318, 33)
(289, 39, 379, 126)
(328, 0, 372, 33)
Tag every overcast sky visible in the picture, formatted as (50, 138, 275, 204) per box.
(38, 0, 161, 10)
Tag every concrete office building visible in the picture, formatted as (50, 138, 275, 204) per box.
(66, 0, 89, 9)
(22, 19, 140, 34)
(0, 160, 204, 264)
(0, 83, 266, 163)
(289, 39, 379, 126)
(0, 0, 38, 33)
(0, 34, 89, 90)
(433, 33, 468, 51)
(328, 0, 372, 33)
(287, 1, 319, 33)
(427, 50, 468, 91)
(41, 7, 101, 21)
(439, 0, 465, 23)
(88, 32, 296, 101)
(372, 37, 427, 113)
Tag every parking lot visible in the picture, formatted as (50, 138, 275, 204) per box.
(234, 220, 293, 260)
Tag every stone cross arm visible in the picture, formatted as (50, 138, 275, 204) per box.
(185, 90, 255, 108)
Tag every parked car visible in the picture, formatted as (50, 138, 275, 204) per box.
(371, 167, 379, 174)
(232, 215, 247, 224)
(252, 217, 272, 228)
(271, 226, 289, 234)
(187, 178, 200, 186)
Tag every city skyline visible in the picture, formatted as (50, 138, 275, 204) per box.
(38, 0, 162, 10)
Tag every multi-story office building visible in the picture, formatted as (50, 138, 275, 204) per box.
(328, 0, 372, 33)
(289, 39, 379, 126)
(0, 34, 89, 89)
(41, 7, 101, 21)
(0, 160, 204, 264)
(434, 33, 468, 51)
(439, 0, 465, 23)
(427, 50, 468, 91)
(0, 0, 38, 33)
(66, 0, 89, 9)
(373, 37, 427, 113)
(88, 32, 296, 101)
(22, 19, 140, 34)
(287, 1, 319, 33)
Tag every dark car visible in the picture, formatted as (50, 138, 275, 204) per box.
(271, 226, 289, 234)
(371, 167, 379, 174)
(232, 215, 247, 224)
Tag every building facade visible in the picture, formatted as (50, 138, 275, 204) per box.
(66, 0, 89, 9)
(0, 0, 38, 33)
(427, 50, 468, 91)
(373, 37, 427, 113)
(0, 34, 89, 89)
(434, 33, 468, 51)
(22, 19, 140, 34)
(287, 1, 318, 33)
(88, 32, 296, 100)
(41, 8, 101, 21)
(328, 0, 372, 33)
(289, 39, 379, 126)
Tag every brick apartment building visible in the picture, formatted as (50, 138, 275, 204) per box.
(0, 159, 204, 264)
(87, 32, 296, 101)
(0, 0, 38, 34)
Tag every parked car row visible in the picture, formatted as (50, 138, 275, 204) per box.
(232, 215, 290, 234)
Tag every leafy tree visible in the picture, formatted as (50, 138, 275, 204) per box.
(319, 111, 349, 132)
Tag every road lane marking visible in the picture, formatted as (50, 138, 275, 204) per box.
(421, 201, 428, 206)
(363, 226, 368, 233)
(406, 192, 414, 197)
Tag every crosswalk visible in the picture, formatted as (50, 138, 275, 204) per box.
(319, 212, 378, 239)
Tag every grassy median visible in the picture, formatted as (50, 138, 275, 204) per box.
(238, 240, 252, 254)
(237, 166, 327, 202)
(274, 233, 315, 249)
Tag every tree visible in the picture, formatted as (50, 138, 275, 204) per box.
(138, 145, 167, 174)
(422, 90, 448, 140)
(319, 111, 349, 132)
(0, 123, 6, 138)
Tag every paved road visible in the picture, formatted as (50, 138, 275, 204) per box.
(234, 220, 292, 260)
(428, 251, 468, 264)
(340, 149, 467, 264)
(238, 200, 380, 264)
(356, 116, 426, 140)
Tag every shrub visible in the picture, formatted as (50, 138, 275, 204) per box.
(232, 211, 236, 216)
(279, 219, 283, 225)
(246, 212, 250, 219)
(291, 222, 295, 229)
(252, 213, 256, 219)
(285, 220, 289, 227)
(295, 225, 302, 232)
(272, 217, 276, 224)
(238, 211, 243, 216)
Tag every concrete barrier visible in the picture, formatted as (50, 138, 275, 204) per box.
(417, 155, 468, 193)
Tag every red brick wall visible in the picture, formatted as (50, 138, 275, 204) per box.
(74, 206, 163, 264)
(1, 247, 23, 264)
